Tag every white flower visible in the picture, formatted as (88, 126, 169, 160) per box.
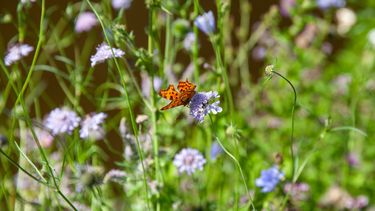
(173, 148, 206, 175)
(75, 12, 98, 33)
(90, 43, 125, 67)
(194, 11, 215, 35)
(20, 0, 36, 4)
(336, 8, 356, 35)
(44, 108, 80, 135)
(4, 43, 33, 66)
(368, 29, 375, 47)
(112, 0, 132, 10)
(80, 112, 107, 140)
(189, 91, 222, 123)
(25, 127, 54, 150)
(183, 32, 196, 51)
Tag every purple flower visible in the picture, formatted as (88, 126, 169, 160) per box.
(80, 112, 107, 140)
(90, 43, 125, 67)
(183, 32, 196, 51)
(194, 11, 215, 35)
(280, 0, 295, 17)
(112, 0, 132, 10)
(173, 148, 206, 175)
(316, 0, 345, 10)
(189, 91, 222, 123)
(4, 43, 33, 66)
(75, 12, 98, 33)
(210, 141, 223, 160)
(103, 169, 126, 183)
(284, 182, 310, 201)
(255, 166, 284, 193)
(44, 107, 80, 135)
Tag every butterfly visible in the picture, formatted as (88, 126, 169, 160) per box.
(159, 80, 197, 110)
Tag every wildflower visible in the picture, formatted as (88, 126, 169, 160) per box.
(316, 0, 345, 10)
(255, 166, 284, 193)
(319, 186, 367, 209)
(252, 46, 266, 61)
(368, 29, 375, 47)
(264, 64, 274, 76)
(210, 141, 223, 160)
(336, 8, 356, 35)
(103, 169, 126, 183)
(75, 12, 98, 33)
(295, 24, 318, 48)
(20, 0, 36, 4)
(333, 74, 351, 95)
(136, 114, 148, 124)
(284, 182, 310, 201)
(183, 32, 196, 51)
(4, 43, 33, 66)
(80, 112, 107, 140)
(112, 0, 132, 10)
(194, 11, 215, 35)
(90, 43, 125, 67)
(75, 165, 104, 192)
(44, 107, 80, 135)
(346, 152, 359, 167)
(173, 148, 206, 175)
(189, 91, 222, 123)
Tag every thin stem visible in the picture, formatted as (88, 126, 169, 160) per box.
(85, 1, 151, 209)
(193, 0, 200, 83)
(271, 70, 297, 181)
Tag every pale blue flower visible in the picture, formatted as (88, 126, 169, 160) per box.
(4, 43, 33, 66)
(44, 107, 81, 135)
(316, 0, 345, 9)
(189, 91, 222, 123)
(255, 166, 284, 193)
(173, 148, 206, 175)
(183, 32, 196, 51)
(75, 12, 97, 33)
(80, 112, 107, 140)
(210, 141, 223, 160)
(90, 43, 125, 67)
(112, 0, 132, 10)
(194, 11, 215, 35)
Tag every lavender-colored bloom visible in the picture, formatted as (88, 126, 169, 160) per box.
(173, 148, 206, 175)
(210, 141, 223, 160)
(316, 0, 345, 10)
(189, 91, 222, 123)
(25, 127, 54, 150)
(112, 0, 132, 10)
(80, 112, 107, 140)
(280, 0, 295, 17)
(141, 73, 162, 97)
(255, 166, 284, 193)
(20, 0, 36, 4)
(75, 12, 98, 33)
(284, 182, 310, 201)
(194, 11, 215, 35)
(44, 107, 80, 135)
(346, 152, 359, 167)
(183, 32, 196, 51)
(4, 43, 33, 66)
(90, 43, 125, 67)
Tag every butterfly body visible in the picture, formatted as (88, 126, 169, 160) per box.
(159, 80, 196, 110)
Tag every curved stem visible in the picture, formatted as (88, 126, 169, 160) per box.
(271, 70, 297, 181)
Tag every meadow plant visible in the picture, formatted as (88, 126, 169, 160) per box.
(1, 0, 374, 210)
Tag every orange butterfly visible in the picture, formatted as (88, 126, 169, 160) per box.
(159, 80, 197, 110)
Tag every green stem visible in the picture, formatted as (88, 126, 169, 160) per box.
(271, 70, 297, 181)
(86, 1, 151, 209)
(193, 0, 200, 83)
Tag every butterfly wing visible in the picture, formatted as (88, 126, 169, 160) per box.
(159, 85, 179, 100)
(160, 99, 184, 110)
(177, 80, 196, 93)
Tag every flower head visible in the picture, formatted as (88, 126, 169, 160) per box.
(336, 8, 356, 35)
(80, 112, 107, 140)
(173, 148, 206, 175)
(194, 11, 215, 35)
(75, 12, 98, 33)
(255, 166, 284, 193)
(183, 32, 196, 51)
(25, 127, 54, 150)
(189, 91, 222, 123)
(112, 0, 132, 10)
(284, 182, 310, 201)
(316, 0, 345, 10)
(4, 43, 33, 66)
(44, 107, 80, 135)
(210, 141, 223, 160)
(90, 43, 125, 67)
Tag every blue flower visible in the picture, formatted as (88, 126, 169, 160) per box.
(255, 166, 284, 193)
(189, 91, 222, 123)
(210, 141, 223, 160)
(316, 0, 345, 10)
(194, 11, 215, 35)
